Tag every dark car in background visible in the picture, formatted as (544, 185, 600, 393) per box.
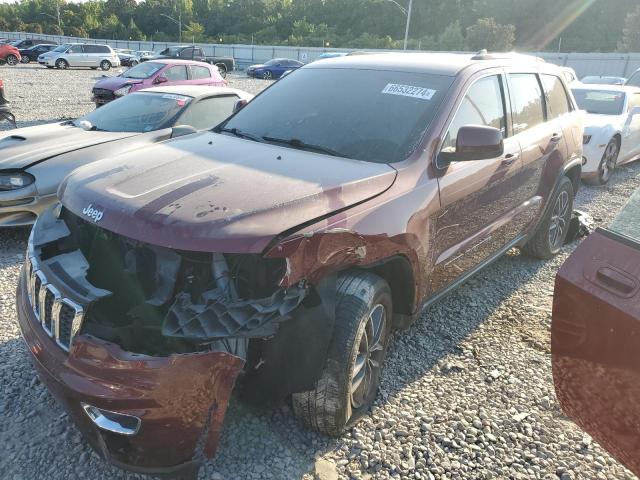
(552, 186, 640, 478)
(144, 45, 234, 77)
(246, 58, 304, 79)
(10, 38, 56, 49)
(16, 52, 583, 476)
(19, 44, 57, 63)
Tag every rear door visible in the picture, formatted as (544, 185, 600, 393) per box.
(506, 72, 569, 211)
(163, 65, 189, 86)
(432, 72, 524, 293)
(552, 188, 640, 477)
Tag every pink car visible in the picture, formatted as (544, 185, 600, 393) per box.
(91, 59, 227, 106)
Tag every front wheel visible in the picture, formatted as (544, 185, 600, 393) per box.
(522, 176, 574, 260)
(100, 60, 111, 71)
(6, 54, 18, 66)
(262, 70, 273, 80)
(55, 59, 68, 69)
(292, 271, 392, 436)
(586, 138, 619, 186)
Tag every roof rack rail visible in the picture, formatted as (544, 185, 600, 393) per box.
(471, 50, 546, 63)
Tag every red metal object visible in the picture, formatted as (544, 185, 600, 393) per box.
(552, 229, 640, 477)
(16, 271, 244, 473)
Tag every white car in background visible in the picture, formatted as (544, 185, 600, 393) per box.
(571, 85, 640, 184)
(38, 43, 121, 71)
(559, 66, 580, 85)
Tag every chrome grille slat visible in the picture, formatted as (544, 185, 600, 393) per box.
(25, 261, 85, 352)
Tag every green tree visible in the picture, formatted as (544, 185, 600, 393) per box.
(619, 5, 640, 52)
(183, 21, 205, 43)
(465, 17, 515, 51)
(438, 21, 464, 51)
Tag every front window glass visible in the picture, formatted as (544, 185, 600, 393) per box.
(219, 68, 453, 163)
(76, 92, 192, 133)
(609, 188, 640, 243)
(509, 73, 546, 133)
(164, 65, 189, 81)
(572, 89, 625, 115)
(441, 75, 506, 153)
(122, 62, 163, 79)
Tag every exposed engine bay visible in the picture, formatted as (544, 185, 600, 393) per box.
(33, 207, 309, 358)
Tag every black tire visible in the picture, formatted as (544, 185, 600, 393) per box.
(584, 138, 619, 186)
(262, 70, 273, 80)
(21, 56, 30, 64)
(292, 271, 392, 436)
(6, 54, 18, 66)
(100, 60, 111, 71)
(216, 63, 227, 78)
(55, 59, 68, 69)
(130, 60, 138, 67)
(522, 176, 574, 260)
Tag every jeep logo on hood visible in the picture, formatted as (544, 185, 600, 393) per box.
(82, 204, 104, 223)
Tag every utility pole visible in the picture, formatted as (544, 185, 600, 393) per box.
(403, 0, 413, 51)
(160, 3, 182, 43)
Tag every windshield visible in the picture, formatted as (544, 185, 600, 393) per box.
(122, 62, 163, 79)
(572, 89, 625, 115)
(628, 72, 640, 88)
(76, 92, 192, 133)
(52, 44, 70, 53)
(264, 59, 282, 66)
(219, 68, 453, 163)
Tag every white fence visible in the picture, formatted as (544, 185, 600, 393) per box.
(3, 31, 640, 78)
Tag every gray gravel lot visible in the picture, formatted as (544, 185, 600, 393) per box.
(1, 64, 639, 480)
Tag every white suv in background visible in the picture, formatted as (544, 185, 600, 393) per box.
(38, 43, 120, 71)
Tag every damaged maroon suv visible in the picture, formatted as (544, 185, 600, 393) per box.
(16, 52, 584, 476)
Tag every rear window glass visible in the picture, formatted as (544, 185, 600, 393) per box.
(609, 188, 640, 244)
(509, 74, 546, 133)
(220, 68, 453, 163)
(541, 74, 572, 119)
(572, 89, 625, 115)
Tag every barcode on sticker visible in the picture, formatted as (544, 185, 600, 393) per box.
(382, 84, 436, 100)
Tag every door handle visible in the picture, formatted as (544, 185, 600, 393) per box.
(502, 153, 520, 165)
(596, 267, 638, 297)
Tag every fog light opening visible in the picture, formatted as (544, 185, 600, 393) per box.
(82, 403, 141, 436)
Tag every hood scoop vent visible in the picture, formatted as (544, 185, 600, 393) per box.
(0, 135, 26, 147)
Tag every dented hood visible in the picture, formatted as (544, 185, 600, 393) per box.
(60, 131, 397, 253)
(0, 122, 139, 169)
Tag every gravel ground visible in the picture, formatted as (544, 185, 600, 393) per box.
(1, 64, 639, 480)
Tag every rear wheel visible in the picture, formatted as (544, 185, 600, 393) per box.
(586, 138, 619, 186)
(292, 271, 392, 436)
(130, 59, 138, 67)
(55, 59, 68, 69)
(522, 176, 574, 259)
(262, 70, 273, 80)
(20, 56, 30, 64)
(216, 63, 227, 78)
(100, 60, 111, 71)
(6, 54, 18, 66)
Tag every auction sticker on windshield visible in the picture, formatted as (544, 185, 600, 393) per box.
(382, 83, 436, 100)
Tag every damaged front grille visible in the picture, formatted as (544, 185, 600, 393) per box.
(25, 255, 85, 352)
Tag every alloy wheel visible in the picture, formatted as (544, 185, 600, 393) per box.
(6, 55, 18, 66)
(548, 190, 570, 250)
(263, 71, 273, 80)
(600, 141, 618, 183)
(351, 304, 386, 409)
(56, 59, 67, 69)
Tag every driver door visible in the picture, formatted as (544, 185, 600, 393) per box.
(431, 73, 524, 294)
(623, 92, 640, 161)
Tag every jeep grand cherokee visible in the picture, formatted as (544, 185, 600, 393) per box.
(16, 52, 583, 476)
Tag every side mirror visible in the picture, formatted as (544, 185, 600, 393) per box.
(438, 125, 504, 167)
(630, 106, 640, 117)
(154, 76, 168, 84)
(233, 99, 248, 113)
(170, 125, 198, 138)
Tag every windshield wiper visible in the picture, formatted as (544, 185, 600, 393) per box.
(216, 127, 263, 143)
(262, 136, 350, 159)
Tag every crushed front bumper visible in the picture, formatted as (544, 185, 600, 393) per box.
(16, 268, 245, 474)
